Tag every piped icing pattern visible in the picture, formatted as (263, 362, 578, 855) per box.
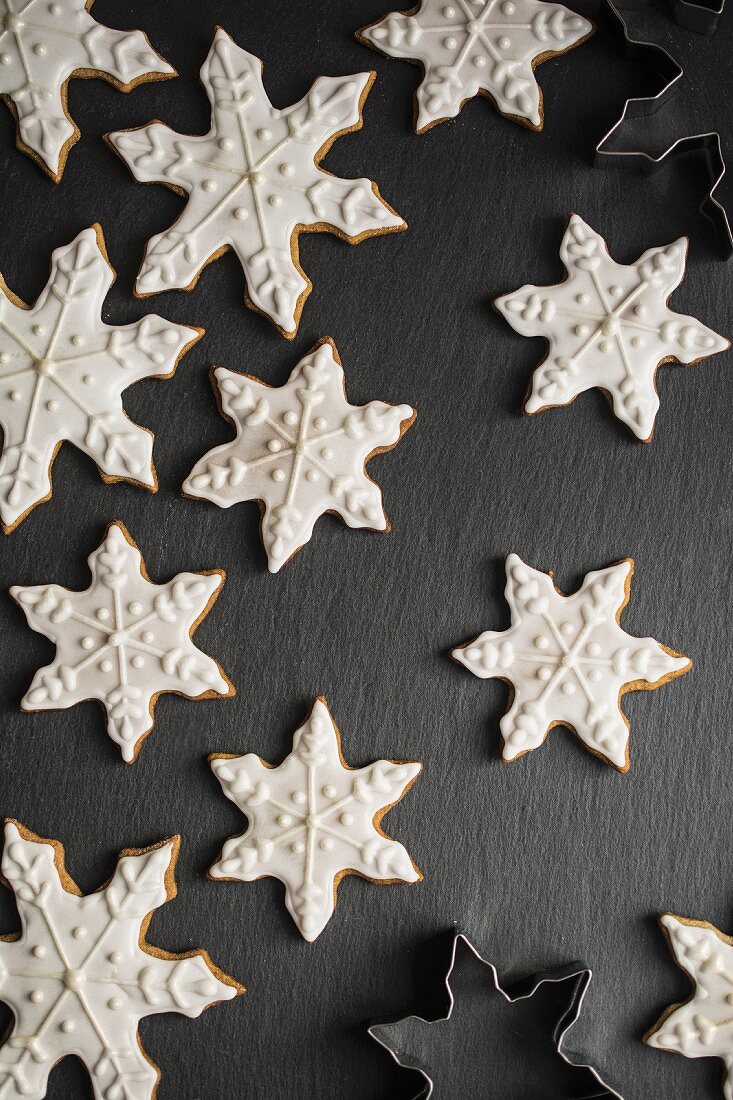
(452, 553, 691, 770)
(0, 0, 173, 179)
(183, 339, 415, 573)
(646, 915, 733, 1099)
(209, 697, 422, 942)
(107, 29, 405, 338)
(0, 226, 200, 533)
(11, 522, 232, 762)
(495, 215, 730, 441)
(0, 822, 240, 1100)
(358, 0, 593, 132)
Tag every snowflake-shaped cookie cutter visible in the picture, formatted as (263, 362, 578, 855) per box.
(368, 929, 623, 1099)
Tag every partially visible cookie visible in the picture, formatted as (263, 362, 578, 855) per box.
(0, 820, 243, 1098)
(0, 225, 201, 533)
(452, 553, 691, 771)
(0, 0, 174, 180)
(107, 28, 405, 339)
(645, 913, 733, 1099)
(209, 697, 422, 942)
(357, 0, 593, 133)
(494, 214, 730, 441)
(11, 521, 233, 762)
(183, 337, 416, 573)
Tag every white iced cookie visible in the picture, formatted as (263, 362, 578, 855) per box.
(0, 225, 201, 533)
(107, 29, 405, 338)
(0, 0, 173, 180)
(357, 0, 593, 133)
(209, 697, 422, 942)
(0, 821, 242, 1099)
(452, 553, 691, 771)
(10, 521, 233, 762)
(495, 214, 730, 441)
(646, 915, 733, 1099)
(183, 338, 415, 573)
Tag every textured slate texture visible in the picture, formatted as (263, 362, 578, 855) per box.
(0, 1, 730, 1098)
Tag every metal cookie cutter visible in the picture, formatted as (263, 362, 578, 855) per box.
(594, 0, 732, 257)
(368, 930, 623, 1098)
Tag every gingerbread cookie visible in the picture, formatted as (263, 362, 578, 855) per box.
(494, 215, 730, 441)
(209, 697, 422, 942)
(357, 0, 593, 133)
(0, 225, 201, 533)
(451, 553, 691, 771)
(0, 0, 174, 180)
(10, 521, 233, 762)
(0, 820, 243, 1098)
(645, 914, 733, 1098)
(107, 29, 405, 339)
(183, 338, 415, 573)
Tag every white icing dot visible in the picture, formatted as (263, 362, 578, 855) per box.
(340, 812, 353, 826)
(587, 642, 601, 657)
(83, 374, 93, 385)
(562, 682, 576, 696)
(321, 447, 334, 461)
(588, 669, 602, 683)
(267, 439, 282, 453)
(100, 660, 113, 673)
(33, 945, 46, 958)
(574, 324, 589, 337)
(279, 162, 294, 176)
(610, 285, 622, 297)
(33, 325, 45, 336)
(576, 293, 590, 305)
(444, 35, 457, 48)
(257, 128, 271, 141)
(278, 814, 293, 827)
(71, 334, 84, 347)
(81, 636, 95, 650)
(535, 635, 549, 650)
(202, 179, 217, 192)
(0, 353, 8, 364)
(473, 54, 487, 67)
(314, 417, 326, 430)
(283, 411, 298, 425)
(498, 36, 511, 48)
(320, 838, 334, 851)
(560, 622, 573, 636)
(443, 4, 456, 14)
(219, 138, 233, 151)
(97, 608, 110, 621)
(323, 785, 336, 798)
(142, 630, 154, 644)
(10, 390, 22, 402)
(131, 656, 144, 669)
(305, 469, 318, 482)
(292, 791, 306, 804)
(272, 469, 285, 482)
(49, 3, 62, 12)
(502, 0, 515, 11)
(108, 997, 122, 1011)
(0, 55, 11, 65)
(108, 952, 122, 965)
(537, 667, 552, 681)
(128, 601, 142, 615)
(233, 207, 248, 221)
(29, 990, 44, 1004)
(73, 927, 86, 940)
(635, 304, 647, 317)
(60, 1020, 75, 1034)
(631, 336, 643, 348)
(33, 44, 46, 56)
(268, 194, 282, 207)
(600, 341, 612, 354)
(292, 841, 305, 854)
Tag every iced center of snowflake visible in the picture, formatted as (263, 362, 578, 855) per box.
(559, 653, 576, 669)
(306, 814, 320, 828)
(35, 358, 57, 377)
(466, 19, 482, 33)
(108, 632, 124, 647)
(63, 969, 87, 994)
(601, 314, 621, 338)
(4, 13, 24, 33)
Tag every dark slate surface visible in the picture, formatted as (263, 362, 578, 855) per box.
(0, 1, 730, 1097)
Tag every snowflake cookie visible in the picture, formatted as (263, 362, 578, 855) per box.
(183, 338, 415, 573)
(494, 215, 730, 441)
(0, 0, 174, 180)
(209, 697, 422, 942)
(451, 553, 691, 771)
(0, 225, 201, 533)
(645, 914, 733, 1099)
(357, 0, 593, 133)
(106, 29, 405, 338)
(0, 821, 243, 1099)
(10, 521, 233, 762)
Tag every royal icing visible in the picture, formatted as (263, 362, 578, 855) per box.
(358, 0, 593, 132)
(0, 226, 200, 533)
(646, 915, 733, 1098)
(495, 215, 730, 441)
(0, 0, 173, 179)
(11, 521, 232, 762)
(452, 553, 690, 770)
(183, 339, 415, 573)
(209, 697, 422, 942)
(0, 822, 240, 1099)
(107, 29, 405, 338)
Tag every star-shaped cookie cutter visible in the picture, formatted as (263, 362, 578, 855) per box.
(368, 930, 623, 1098)
(594, 0, 731, 258)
